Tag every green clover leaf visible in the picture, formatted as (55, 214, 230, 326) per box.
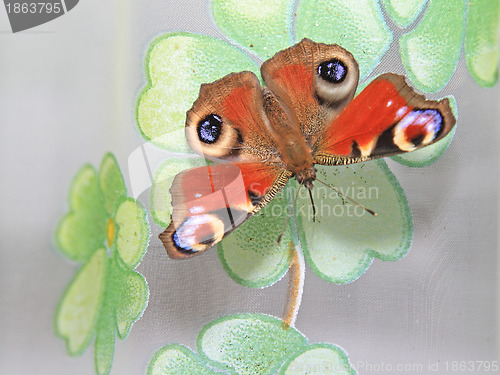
(148, 344, 219, 375)
(297, 161, 411, 283)
(212, 0, 294, 60)
(398, 0, 499, 91)
(198, 314, 307, 374)
(381, 0, 428, 28)
(136, 32, 259, 152)
(56, 165, 107, 263)
(465, 0, 500, 87)
(217, 160, 412, 286)
(218, 190, 295, 288)
(56, 249, 108, 355)
(400, 0, 467, 93)
(115, 198, 150, 268)
(148, 314, 356, 375)
(55, 153, 150, 375)
(280, 343, 357, 375)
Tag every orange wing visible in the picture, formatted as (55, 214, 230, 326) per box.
(261, 38, 360, 144)
(313, 74, 456, 165)
(159, 162, 291, 259)
(185, 71, 279, 163)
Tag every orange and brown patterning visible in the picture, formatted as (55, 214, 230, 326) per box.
(160, 38, 456, 259)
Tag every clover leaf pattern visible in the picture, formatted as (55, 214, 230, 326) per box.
(54, 153, 150, 375)
(53, 1, 498, 375)
(138, 0, 467, 288)
(147, 314, 356, 375)
(398, 0, 498, 92)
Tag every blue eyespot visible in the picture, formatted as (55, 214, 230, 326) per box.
(197, 114, 222, 144)
(318, 59, 347, 84)
(172, 224, 197, 254)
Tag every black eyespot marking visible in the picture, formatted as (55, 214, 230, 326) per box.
(351, 140, 361, 158)
(411, 134, 425, 146)
(318, 59, 347, 84)
(197, 114, 222, 144)
(374, 123, 399, 153)
(247, 190, 263, 206)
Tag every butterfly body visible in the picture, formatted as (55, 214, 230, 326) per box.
(160, 39, 456, 259)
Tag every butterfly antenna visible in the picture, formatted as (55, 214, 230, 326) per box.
(308, 188, 316, 222)
(315, 178, 377, 216)
(277, 184, 303, 244)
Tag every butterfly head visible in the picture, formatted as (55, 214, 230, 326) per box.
(295, 167, 316, 190)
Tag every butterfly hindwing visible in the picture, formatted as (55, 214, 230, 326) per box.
(313, 73, 456, 165)
(160, 162, 291, 259)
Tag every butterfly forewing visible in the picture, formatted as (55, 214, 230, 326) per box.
(185, 71, 278, 163)
(261, 38, 360, 144)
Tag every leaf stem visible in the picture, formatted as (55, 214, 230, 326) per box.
(282, 242, 305, 328)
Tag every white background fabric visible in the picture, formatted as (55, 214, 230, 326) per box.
(0, 0, 498, 374)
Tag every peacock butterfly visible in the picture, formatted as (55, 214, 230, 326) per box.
(159, 38, 456, 259)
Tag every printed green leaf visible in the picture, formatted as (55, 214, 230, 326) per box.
(296, 0, 392, 80)
(148, 345, 219, 375)
(148, 316, 359, 375)
(114, 265, 149, 340)
(198, 314, 308, 375)
(55, 153, 151, 374)
(115, 198, 150, 268)
(392, 96, 457, 167)
(99, 153, 127, 216)
(94, 290, 115, 375)
(218, 191, 294, 288)
(150, 156, 208, 227)
(297, 160, 412, 284)
(55, 249, 108, 355)
(400, 0, 467, 93)
(465, 0, 500, 87)
(156, 128, 193, 154)
(280, 343, 357, 375)
(212, 0, 294, 60)
(94, 325, 115, 375)
(56, 165, 107, 262)
(137, 33, 259, 149)
(381, 0, 428, 28)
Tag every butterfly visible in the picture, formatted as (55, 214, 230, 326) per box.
(159, 38, 456, 259)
